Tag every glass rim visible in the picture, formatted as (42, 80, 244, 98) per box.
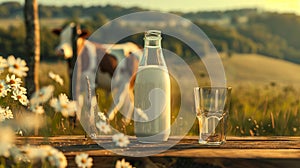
(144, 29, 162, 39)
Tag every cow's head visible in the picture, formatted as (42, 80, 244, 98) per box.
(52, 22, 89, 59)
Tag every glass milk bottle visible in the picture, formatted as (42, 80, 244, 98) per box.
(134, 30, 171, 143)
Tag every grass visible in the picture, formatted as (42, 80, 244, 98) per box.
(39, 61, 70, 96)
(222, 54, 300, 136)
(0, 18, 24, 29)
(17, 53, 300, 136)
(228, 84, 300, 136)
(187, 53, 300, 136)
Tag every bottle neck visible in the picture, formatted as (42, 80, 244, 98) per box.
(140, 30, 166, 67)
(144, 37, 162, 48)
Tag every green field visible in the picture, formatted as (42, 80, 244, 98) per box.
(37, 53, 300, 136)
(39, 52, 300, 88)
(0, 18, 82, 29)
(222, 54, 300, 136)
(190, 53, 300, 86)
(223, 53, 300, 86)
(0, 18, 24, 29)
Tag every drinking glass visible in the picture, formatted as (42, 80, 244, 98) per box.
(194, 87, 232, 145)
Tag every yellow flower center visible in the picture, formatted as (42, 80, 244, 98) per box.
(13, 63, 19, 69)
(62, 104, 68, 109)
(81, 158, 87, 164)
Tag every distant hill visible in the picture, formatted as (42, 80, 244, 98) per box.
(191, 53, 300, 86)
(223, 53, 300, 85)
(0, 2, 300, 65)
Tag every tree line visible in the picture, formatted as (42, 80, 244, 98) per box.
(0, 2, 300, 64)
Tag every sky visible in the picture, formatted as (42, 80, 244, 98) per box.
(2, 0, 300, 15)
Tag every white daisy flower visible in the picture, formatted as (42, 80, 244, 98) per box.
(23, 145, 54, 163)
(22, 146, 44, 160)
(112, 133, 130, 147)
(7, 55, 29, 77)
(50, 93, 76, 118)
(6, 74, 22, 89)
(47, 151, 58, 166)
(96, 121, 111, 134)
(49, 98, 59, 111)
(23, 145, 67, 168)
(3, 107, 13, 120)
(30, 85, 54, 105)
(37, 145, 60, 163)
(53, 151, 68, 168)
(0, 143, 12, 157)
(31, 105, 45, 114)
(0, 126, 15, 144)
(48, 71, 64, 86)
(61, 101, 76, 118)
(11, 84, 26, 94)
(58, 93, 69, 107)
(0, 56, 7, 73)
(75, 153, 93, 168)
(0, 107, 6, 122)
(8, 145, 24, 163)
(16, 86, 27, 93)
(11, 89, 29, 106)
(19, 96, 29, 106)
(98, 112, 107, 121)
(59, 153, 68, 168)
(115, 158, 134, 168)
(0, 126, 15, 157)
(0, 113, 4, 122)
(0, 80, 10, 97)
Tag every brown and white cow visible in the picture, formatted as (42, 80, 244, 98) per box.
(53, 22, 142, 123)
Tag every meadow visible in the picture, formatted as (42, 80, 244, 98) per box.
(1, 4, 300, 167)
(190, 53, 300, 136)
(35, 53, 300, 136)
(0, 18, 71, 30)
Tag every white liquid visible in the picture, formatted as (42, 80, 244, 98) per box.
(134, 65, 171, 142)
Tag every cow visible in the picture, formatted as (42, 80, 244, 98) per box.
(52, 22, 142, 125)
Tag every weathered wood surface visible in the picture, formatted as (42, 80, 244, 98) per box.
(16, 136, 300, 168)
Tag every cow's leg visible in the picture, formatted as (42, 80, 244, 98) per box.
(107, 54, 138, 123)
(67, 59, 78, 129)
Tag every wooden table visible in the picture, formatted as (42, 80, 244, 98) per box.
(16, 136, 300, 168)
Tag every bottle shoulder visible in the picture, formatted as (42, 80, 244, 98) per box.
(137, 65, 168, 72)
